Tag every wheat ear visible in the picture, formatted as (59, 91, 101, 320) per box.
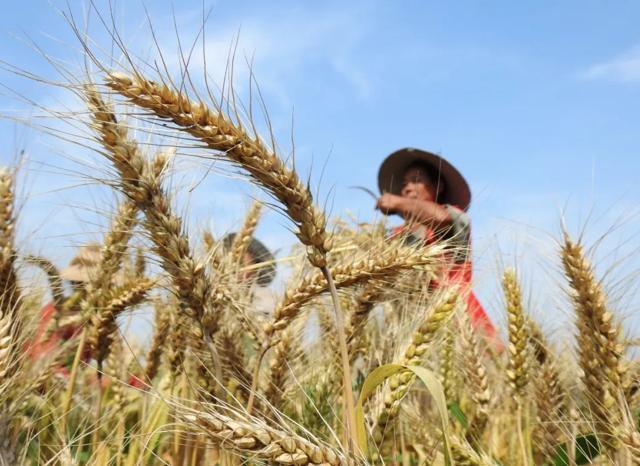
(459, 312, 490, 446)
(84, 86, 220, 346)
(532, 356, 565, 461)
(0, 312, 14, 380)
(84, 200, 139, 367)
(0, 168, 22, 380)
(0, 168, 20, 322)
(217, 327, 253, 404)
(450, 435, 495, 466)
(105, 72, 330, 268)
(439, 325, 456, 403)
(266, 245, 442, 348)
(263, 328, 294, 410)
(230, 200, 263, 264)
(24, 255, 66, 312)
(144, 302, 169, 382)
(90, 277, 155, 367)
(561, 233, 625, 450)
(372, 291, 459, 443)
(180, 409, 352, 466)
(346, 283, 384, 361)
(503, 269, 530, 399)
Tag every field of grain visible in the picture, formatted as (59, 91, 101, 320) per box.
(0, 8, 638, 466)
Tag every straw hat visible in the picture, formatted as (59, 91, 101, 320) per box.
(377, 147, 471, 211)
(60, 243, 128, 285)
(59, 243, 103, 283)
(222, 233, 276, 286)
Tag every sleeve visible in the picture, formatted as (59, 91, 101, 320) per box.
(444, 204, 471, 263)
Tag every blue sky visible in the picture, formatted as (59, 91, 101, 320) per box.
(1, 1, 639, 340)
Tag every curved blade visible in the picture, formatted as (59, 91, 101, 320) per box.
(348, 185, 378, 200)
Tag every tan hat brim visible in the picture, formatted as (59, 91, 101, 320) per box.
(59, 265, 92, 283)
(60, 265, 127, 285)
(377, 147, 471, 211)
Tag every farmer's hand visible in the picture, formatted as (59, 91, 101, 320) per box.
(376, 193, 403, 215)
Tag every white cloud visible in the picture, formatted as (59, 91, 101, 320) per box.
(582, 44, 640, 83)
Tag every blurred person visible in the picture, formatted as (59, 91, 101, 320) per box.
(221, 233, 277, 316)
(28, 244, 101, 375)
(376, 148, 499, 346)
(28, 244, 145, 388)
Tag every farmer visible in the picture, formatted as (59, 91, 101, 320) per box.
(28, 244, 102, 375)
(376, 148, 498, 344)
(29, 244, 146, 387)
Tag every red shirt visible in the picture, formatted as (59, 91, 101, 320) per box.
(28, 302, 88, 376)
(391, 208, 501, 349)
(28, 302, 148, 388)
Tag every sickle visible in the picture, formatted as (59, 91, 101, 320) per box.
(348, 185, 378, 201)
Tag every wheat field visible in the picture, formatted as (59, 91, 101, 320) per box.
(0, 7, 639, 466)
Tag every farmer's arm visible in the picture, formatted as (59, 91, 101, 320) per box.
(376, 193, 452, 225)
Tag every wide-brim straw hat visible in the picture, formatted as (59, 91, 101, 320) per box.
(222, 233, 276, 286)
(60, 243, 126, 285)
(377, 147, 471, 212)
(60, 243, 103, 283)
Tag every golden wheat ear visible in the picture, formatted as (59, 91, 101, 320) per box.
(24, 255, 66, 312)
(143, 300, 170, 383)
(178, 405, 351, 466)
(83, 87, 221, 386)
(104, 72, 331, 269)
(0, 167, 24, 381)
(459, 311, 491, 447)
(371, 291, 459, 445)
(83, 199, 139, 368)
(502, 269, 530, 400)
(561, 232, 626, 452)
